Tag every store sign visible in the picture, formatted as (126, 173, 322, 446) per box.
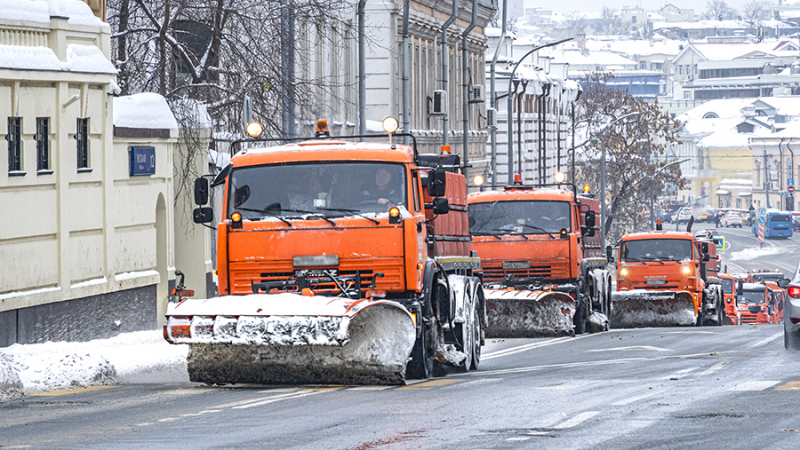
(130, 146, 156, 176)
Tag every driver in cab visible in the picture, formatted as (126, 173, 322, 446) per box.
(361, 168, 402, 210)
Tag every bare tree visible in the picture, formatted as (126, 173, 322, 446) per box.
(574, 73, 686, 242)
(743, 0, 771, 26)
(702, 0, 738, 21)
(600, 6, 624, 36)
(489, 10, 519, 34)
(107, 0, 356, 202)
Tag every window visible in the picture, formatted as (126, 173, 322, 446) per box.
(684, 91, 691, 99)
(679, 65, 683, 75)
(36, 117, 51, 173)
(76, 118, 89, 170)
(7, 117, 22, 173)
(639, 61, 647, 70)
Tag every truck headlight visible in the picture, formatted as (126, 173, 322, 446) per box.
(620, 268, 629, 277)
(682, 266, 692, 276)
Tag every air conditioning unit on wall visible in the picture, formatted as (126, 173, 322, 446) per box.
(486, 108, 497, 129)
(431, 90, 447, 115)
(470, 85, 485, 103)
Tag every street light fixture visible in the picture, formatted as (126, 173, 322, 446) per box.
(554, 171, 566, 184)
(506, 37, 574, 186)
(600, 111, 646, 246)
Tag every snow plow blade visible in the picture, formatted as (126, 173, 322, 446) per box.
(484, 288, 576, 338)
(164, 294, 416, 385)
(610, 290, 697, 328)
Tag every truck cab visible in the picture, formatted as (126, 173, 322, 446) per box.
(720, 273, 739, 325)
(738, 283, 772, 324)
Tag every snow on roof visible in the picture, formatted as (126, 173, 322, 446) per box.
(716, 189, 730, 195)
(486, 27, 516, 39)
(0, 43, 116, 73)
(0, 0, 105, 27)
(720, 178, 754, 186)
(548, 49, 637, 68)
(113, 93, 178, 130)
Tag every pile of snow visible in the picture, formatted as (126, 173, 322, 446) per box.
(114, 93, 179, 130)
(0, 330, 188, 400)
(0, 0, 105, 26)
(0, 44, 115, 74)
(730, 245, 783, 261)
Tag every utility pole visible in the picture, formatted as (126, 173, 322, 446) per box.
(280, 0, 295, 138)
(765, 145, 770, 208)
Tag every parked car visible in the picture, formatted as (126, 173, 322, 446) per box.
(676, 208, 692, 224)
(783, 266, 800, 349)
(724, 211, 742, 228)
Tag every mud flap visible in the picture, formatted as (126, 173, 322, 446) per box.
(484, 288, 576, 338)
(610, 290, 697, 328)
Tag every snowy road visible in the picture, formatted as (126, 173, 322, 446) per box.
(694, 222, 800, 275)
(3, 325, 800, 449)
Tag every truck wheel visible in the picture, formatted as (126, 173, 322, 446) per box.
(574, 299, 587, 335)
(471, 301, 482, 370)
(407, 320, 435, 379)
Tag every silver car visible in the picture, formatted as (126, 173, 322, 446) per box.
(784, 264, 800, 349)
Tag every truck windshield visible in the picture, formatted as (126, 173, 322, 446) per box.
(621, 239, 693, 262)
(468, 200, 572, 235)
(741, 290, 765, 304)
(721, 278, 733, 294)
(227, 162, 407, 219)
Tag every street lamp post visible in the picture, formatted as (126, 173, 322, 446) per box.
(634, 158, 690, 229)
(599, 112, 645, 246)
(506, 37, 573, 186)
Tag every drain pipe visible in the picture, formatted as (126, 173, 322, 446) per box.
(357, 0, 367, 139)
(441, 0, 458, 146)
(462, 0, 478, 183)
(490, 0, 507, 189)
(401, 0, 410, 144)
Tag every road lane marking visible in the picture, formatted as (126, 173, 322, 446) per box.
(588, 345, 669, 352)
(663, 331, 716, 335)
(470, 352, 729, 377)
(396, 379, 464, 390)
(776, 381, 800, 391)
(552, 411, 599, 429)
(482, 337, 576, 360)
(214, 390, 304, 409)
(698, 361, 729, 376)
(506, 437, 531, 441)
(347, 386, 394, 391)
(232, 390, 323, 409)
(662, 367, 699, 380)
(611, 393, 658, 406)
(729, 381, 780, 391)
(750, 332, 782, 349)
(441, 378, 503, 389)
(33, 385, 117, 396)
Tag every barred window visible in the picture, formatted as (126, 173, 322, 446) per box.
(7, 117, 21, 173)
(76, 118, 89, 170)
(36, 117, 50, 172)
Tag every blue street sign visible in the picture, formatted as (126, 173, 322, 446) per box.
(130, 146, 156, 176)
(757, 207, 767, 225)
(789, 178, 795, 187)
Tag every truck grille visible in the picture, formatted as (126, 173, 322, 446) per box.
(228, 258, 405, 295)
(481, 261, 569, 282)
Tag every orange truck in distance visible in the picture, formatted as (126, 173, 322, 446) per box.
(719, 273, 740, 325)
(164, 124, 485, 385)
(612, 221, 725, 328)
(468, 180, 610, 336)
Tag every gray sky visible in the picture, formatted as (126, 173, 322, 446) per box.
(532, 0, 773, 14)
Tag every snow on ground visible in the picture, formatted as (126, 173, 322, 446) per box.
(0, 330, 188, 400)
(730, 245, 782, 261)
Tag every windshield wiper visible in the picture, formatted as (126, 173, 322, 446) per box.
(236, 207, 292, 226)
(518, 224, 557, 239)
(640, 256, 665, 265)
(623, 257, 645, 263)
(319, 207, 380, 225)
(275, 208, 337, 226)
(491, 228, 528, 240)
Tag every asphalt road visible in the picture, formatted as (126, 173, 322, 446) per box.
(1, 226, 798, 450)
(693, 221, 799, 275)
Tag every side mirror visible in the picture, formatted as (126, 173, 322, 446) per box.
(194, 178, 209, 206)
(737, 279, 744, 294)
(193, 207, 214, 224)
(605, 245, 615, 262)
(584, 210, 596, 228)
(778, 278, 791, 288)
(427, 168, 447, 198)
(701, 242, 709, 253)
(432, 197, 450, 215)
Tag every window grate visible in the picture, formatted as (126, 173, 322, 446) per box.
(36, 117, 49, 171)
(7, 117, 21, 172)
(76, 118, 89, 169)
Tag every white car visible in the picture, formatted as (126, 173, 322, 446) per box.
(724, 212, 742, 228)
(676, 209, 692, 224)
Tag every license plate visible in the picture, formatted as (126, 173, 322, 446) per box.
(293, 254, 339, 268)
(503, 261, 530, 270)
(646, 279, 666, 286)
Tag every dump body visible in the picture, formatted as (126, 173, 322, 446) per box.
(468, 187, 609, 337)
(165, 139, 484, 385)
(612, 230, 723, 328)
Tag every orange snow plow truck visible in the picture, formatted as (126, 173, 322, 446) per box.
(612, 220, 725, 328)
(164, 124, 485, 385)
(468, 180, 611, 337)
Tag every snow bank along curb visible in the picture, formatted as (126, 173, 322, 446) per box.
(0, 331, 189, 400)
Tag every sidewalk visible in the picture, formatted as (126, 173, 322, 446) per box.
(0, 330, 188, 400)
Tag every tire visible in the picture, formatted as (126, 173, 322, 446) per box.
(470, 298, 482, 371)
(785, 320, 800, 350)
(574, 298, 587, 334)
(407, 319, 435, 379)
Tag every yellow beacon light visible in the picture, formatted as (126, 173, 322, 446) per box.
(388, 207, 401, 224)
(583, 184, 591, 193)
(231, 212, 242, 222)
(246, 121, 263, 138)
